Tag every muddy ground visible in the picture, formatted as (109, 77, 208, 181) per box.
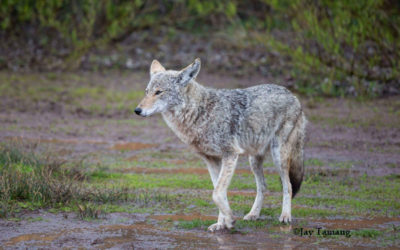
(0, 70, 399, 249)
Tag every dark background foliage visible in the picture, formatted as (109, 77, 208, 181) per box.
(0, 0, 399, 97)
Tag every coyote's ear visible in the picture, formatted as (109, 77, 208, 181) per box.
(177, 58, 201, 86)
(150, 60, 166, 75)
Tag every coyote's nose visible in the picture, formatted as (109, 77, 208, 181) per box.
(134, 107, 142, 115)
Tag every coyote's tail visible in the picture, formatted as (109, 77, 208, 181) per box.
(289, 112, 307, 198)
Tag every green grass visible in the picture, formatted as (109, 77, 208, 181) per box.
(88, 170, 284, 191)
(79, 154, 400, 218)
(352, 229, 383, 238)
(75, 163, 400, 220)
(26, 216, 45, 222)
(177, 219, 215, 230)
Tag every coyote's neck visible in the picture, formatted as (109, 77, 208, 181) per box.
(162, 80, 213, 147)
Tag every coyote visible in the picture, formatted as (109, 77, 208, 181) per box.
(135, 59, 307, 232)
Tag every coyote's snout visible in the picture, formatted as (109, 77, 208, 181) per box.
(135, 58, 307, 232)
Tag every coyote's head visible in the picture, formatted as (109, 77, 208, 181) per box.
(135, 58, 201, 117)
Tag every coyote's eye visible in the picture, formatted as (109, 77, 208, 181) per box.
(155, 90, 163, 95)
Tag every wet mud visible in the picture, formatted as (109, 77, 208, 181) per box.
(1, 212, 397, 249)
(311, 217, 400, 230)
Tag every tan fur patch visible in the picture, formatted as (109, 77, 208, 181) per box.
(138, 95, 158, 110)
(150, 60, 166, 74)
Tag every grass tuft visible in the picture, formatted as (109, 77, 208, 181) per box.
(0, 144, 83, 217)
(76, 203, 105, 220)
(0, 144, 177, 219)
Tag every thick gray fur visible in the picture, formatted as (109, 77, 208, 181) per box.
(136, 59, 307, 232)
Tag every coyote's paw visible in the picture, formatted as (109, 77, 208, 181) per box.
(208, 217, 235, 232)
(243, 213, 260, 221)
(207, 223, 227, 232)
(279, 213, 292, 224)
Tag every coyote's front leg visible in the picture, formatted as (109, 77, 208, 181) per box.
(208, 154, 238, 232)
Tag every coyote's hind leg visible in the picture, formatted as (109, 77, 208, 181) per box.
(244, 155, 266, 221)
(271, 138, 292, 223)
